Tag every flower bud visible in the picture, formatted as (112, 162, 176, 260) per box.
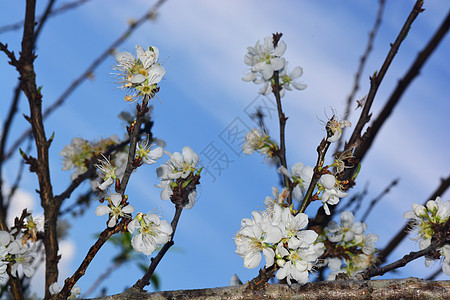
(412, 203, 427, 217)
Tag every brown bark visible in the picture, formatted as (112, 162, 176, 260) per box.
(86, 278, 450, 300)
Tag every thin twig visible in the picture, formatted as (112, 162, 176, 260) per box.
(335, 0, 385, 153)
(312, 0, 426, 236)
(298, 137, 332, 214)
(0, 0, 92, 34)
(360, 235, 449, 279)
(345, 0, 425, 155)
(352, 8, 450, 164)
(133, 172, 201, 289)
(360, 177, 399, 222)
(132, 206, 182, 290)
(55, 219, 129, 300)
(0, 82, 22, 222)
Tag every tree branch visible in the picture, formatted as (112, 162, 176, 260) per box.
(87, 278, 450, 300)
(334, 0, 385, 153)
(351, 7, 450, 163)
(345, 0, 425, 152)
(54, 219, 129, 300)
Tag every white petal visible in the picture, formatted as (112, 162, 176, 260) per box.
(49, 282, 61, 295)
(122, 205, 135, 214)
(98, 177, 114, 190)
(149, 147, 164, 160)
(243, 251, 261, 269)
(107, 217, 117, 228)
(110, 193, 122, 207)
(263, 247, 275, 267)
(95, 205, 111, 216)
(22, 263, 35, 277)
(320, 174, 336, 190)
(130, 74, 146, 83)
(289, 66, 303, 78)
(242, 72, 257, 82)
(273, 41, 287, 57)
(127, 219, 139, 234)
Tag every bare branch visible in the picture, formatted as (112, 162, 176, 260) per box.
(55, 219, 129, 300)
(0, 0, 92, 34)
(352, 8, 450, 163)
(345, 0, 425, 153)
(88, 278, 450, 300)
(334, 0, 385, 153)
(360, 177, 399, 222)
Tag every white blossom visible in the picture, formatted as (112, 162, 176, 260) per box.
(275, 241, 324, 285)
(9, 245, 37, 278)
(235, 211, 282, 269)
(156, 147, 200, 208)
(243, 36, 286, 81)
(128, 212, 173, 255)
(114, 45, 165, 101)
(264, 186, 289, 215)
(242, 129, 265, 155)
(319, 174, 348, 215)
(95, 193, 134, 227)
(94, 154, 117, 191)
(321, 211, 378, 280)
(404, 196, 450, 275)
(326, 116, 351, 143)
(278, 163, 313, 201)
(136, 140, 163, 165)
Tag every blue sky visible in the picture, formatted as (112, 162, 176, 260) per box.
(1, 0, 449, 297)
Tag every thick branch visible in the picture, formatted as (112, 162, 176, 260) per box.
(87, 279, 450, 300)
(20, 0, 59, 297)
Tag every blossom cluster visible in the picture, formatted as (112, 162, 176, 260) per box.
(93, 146, 201, 256)
(278, 164, 348, 215)
(319, 211, 378, 280)
(156, 146, 201, 209)
(60, 135, 126, 183)
(128, 212, 173, 255)
(114, 45, 166, 101)
(94, 140, 163, 191)
(0, 213, 44, 284)
(404, 196, 450, 275)
(242, 36, 306, 97)
(235, 199, 324, 285)
(317, 174, 349, 215)
(242, 128, 279, 158)
(58, 44, 202, 262)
